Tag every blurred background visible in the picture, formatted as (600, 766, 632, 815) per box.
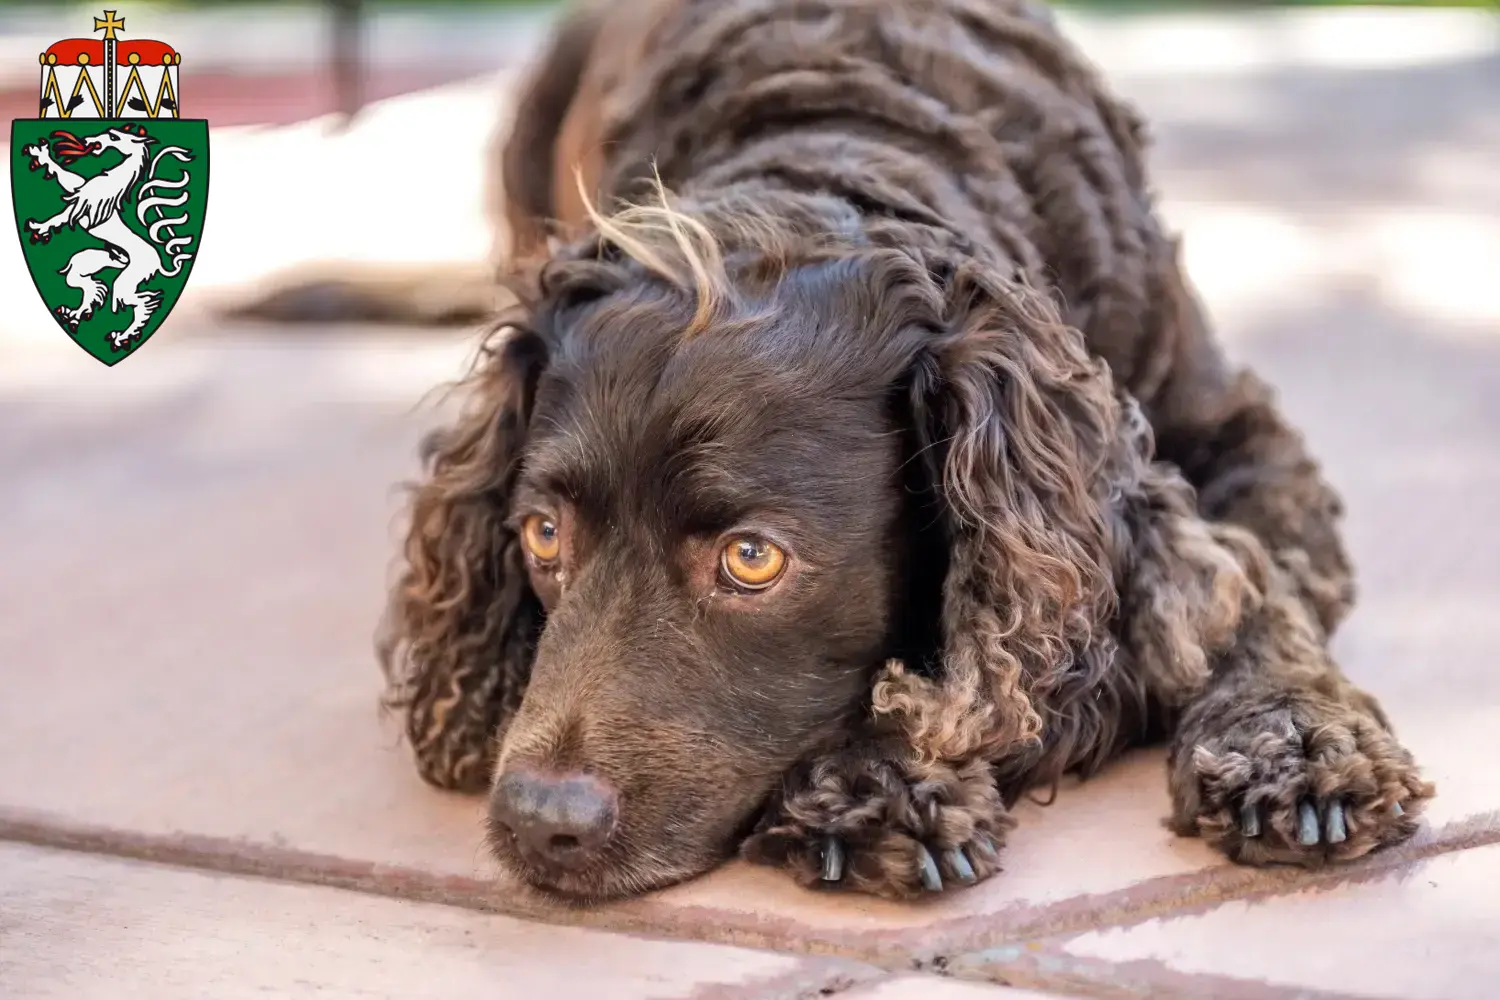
(0, 4, 1497, 991)
(1, 0, 1494, 345)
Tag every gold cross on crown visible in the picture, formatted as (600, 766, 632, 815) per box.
(93, 9, 126, 41)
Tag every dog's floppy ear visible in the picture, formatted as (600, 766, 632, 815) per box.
(377, 319, 549, 792)
(874, 259, 1124, 776)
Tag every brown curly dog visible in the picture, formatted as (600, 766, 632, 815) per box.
(377, 0, 1434, 903)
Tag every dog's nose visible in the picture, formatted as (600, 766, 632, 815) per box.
(490, 767, 618, 868)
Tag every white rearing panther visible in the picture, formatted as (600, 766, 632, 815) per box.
(24, 124, 196, 349)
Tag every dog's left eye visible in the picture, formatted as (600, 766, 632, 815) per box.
(720, 536, 787, 591)
(521, 514, 561, 564)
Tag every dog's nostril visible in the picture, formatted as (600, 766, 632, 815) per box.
(490, 767, 619, 869)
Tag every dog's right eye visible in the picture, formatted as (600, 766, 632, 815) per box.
(720, 536, 787, 591)
(521, 514, 561, 564)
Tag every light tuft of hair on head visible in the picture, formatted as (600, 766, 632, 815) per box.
(574, 166, 731, 337)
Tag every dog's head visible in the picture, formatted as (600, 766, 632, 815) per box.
(381, 196, 1121, 902)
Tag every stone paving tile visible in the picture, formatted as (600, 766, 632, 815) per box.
(1053, 842, 1500, 1000)
(0, 842, 872, 1000)
(846, 974, 1079, 999)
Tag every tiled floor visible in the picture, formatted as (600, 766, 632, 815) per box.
(1, 7, 1497, 999)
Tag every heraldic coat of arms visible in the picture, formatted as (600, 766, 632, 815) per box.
(11, 10, 208, 365)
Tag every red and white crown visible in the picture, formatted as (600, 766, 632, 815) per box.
(38, 10, 181, 120)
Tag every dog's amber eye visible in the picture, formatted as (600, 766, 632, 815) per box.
(521, 514, 561, 564)
(721, 536, 786, 590)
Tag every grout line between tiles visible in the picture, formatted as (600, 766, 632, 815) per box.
(940, 941, 1392, 1000)
(2, 805, 1496, 990)
(679, 956, 886, 1000)
(914, 809, 1500, 961)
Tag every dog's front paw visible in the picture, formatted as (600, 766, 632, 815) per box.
(742, 745, 1014, 900)
(1173, 694, 1434, 866)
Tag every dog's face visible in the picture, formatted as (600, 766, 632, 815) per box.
(486, 253, 945, 900)
(388, 225, 1118, 905)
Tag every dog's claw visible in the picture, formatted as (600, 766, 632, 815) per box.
(1240, 802, 1261, 838)
(946, 847, 976, 883)
(1325, 800, 1348, 844)
(915, 843, 943, 892)
(820, 835, 844, 882)
(1392, 801, 1405, 818)
(1297, 800, 1320, 846)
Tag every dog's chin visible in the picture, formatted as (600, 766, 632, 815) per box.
(485, 819, 724, 906)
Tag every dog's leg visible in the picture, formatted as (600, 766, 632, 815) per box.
(1139, 240, 1354, 636)
(1102, 450, 1433, 865)
(1124, 241, 1433, 861)
(1164, 559, 1434, 865)
(741, 715, 1014, 899)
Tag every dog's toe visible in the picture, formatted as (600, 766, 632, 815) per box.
(914, 842, 942, 892)
(944, 845, 976, 883)
(742, 746, 1013, 899)
(1239, 801, 1262, 838)
(1180, 699, 1434, 866)
(819, 835, 844, 882)
(1296, 799, 1320, 846)
(1325, 799, 1348, 844)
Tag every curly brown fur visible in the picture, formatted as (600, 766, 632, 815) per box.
(375, 327, 548, 792)
(743, 712, 1014, 899)
(1166, 564, 1434, 866)
(376, 0, 1432, 902)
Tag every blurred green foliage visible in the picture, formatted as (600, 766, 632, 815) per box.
(54, 0, 1498, 8)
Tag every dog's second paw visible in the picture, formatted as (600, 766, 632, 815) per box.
(741, 745, 1014, 900)
(1173, 694, 1434, 866)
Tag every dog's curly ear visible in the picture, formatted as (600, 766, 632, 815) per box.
(377, 321, 549, 792)
(874, 260, 1125, 772)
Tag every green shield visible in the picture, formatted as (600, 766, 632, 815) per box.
(11, 118, 209, 366)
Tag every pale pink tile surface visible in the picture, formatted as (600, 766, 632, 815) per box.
(0, 842, 845, 1000)
(1062, 843, 1500, 1000)
(847, 975, 1079, 999)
